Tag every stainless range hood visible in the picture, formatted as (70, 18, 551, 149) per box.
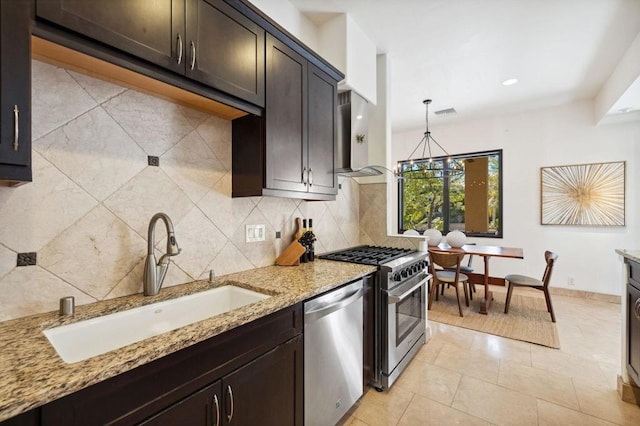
(336, 91, 383, 177)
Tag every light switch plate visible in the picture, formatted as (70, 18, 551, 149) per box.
(245, 224, 266, 242)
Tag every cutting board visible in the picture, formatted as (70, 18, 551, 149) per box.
(293, 217, 303, 241)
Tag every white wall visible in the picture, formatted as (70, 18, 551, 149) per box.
(392, 100, 640, 296)
(317, 14, 377, 104)
(247, 0, 318, 50)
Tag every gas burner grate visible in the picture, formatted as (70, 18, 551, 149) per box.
(319, 245, 415, 265)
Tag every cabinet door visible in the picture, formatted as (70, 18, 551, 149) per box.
(0, 0, 31, 181)
(186, 0, 264, 107)
(140, 381, 222, 426)
(628, 281, 640, 384)
(265, 34, 308, 194)
(307, 64, 337, 196)
(36, 0, 185, 74)
(222, 336, 302, 426)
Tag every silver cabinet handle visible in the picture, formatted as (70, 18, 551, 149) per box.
(13, 105, 19, 151)
(226, 385, 234, 423)
(635, 299, 640, 320)
(212, 393, 220, 426)
(308, 168, 313, 187)
(176, 33, 183, 65)
(190, 41, 196, 70)
(302, 166, 308, 185)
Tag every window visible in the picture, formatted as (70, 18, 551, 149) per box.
(398, 149, 503, 238)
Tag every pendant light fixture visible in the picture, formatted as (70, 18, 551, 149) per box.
(394, 99, 464, 180)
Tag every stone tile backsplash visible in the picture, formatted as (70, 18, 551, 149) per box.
(0, 60, 361, 321)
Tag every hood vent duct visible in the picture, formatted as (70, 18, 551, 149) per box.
(336, 91, 382, 177)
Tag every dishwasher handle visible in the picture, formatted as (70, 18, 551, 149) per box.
(304, 288, 363, 322)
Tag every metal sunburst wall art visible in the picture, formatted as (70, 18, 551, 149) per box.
(540, 161, 625, 226)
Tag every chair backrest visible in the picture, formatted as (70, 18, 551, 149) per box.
(542, 251, 558, 288)
(428, 250, 465, 270)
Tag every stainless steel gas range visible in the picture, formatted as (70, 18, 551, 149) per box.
(319, 246, 431, 390)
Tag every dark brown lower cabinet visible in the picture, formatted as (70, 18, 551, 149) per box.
(627, 259, 640, 385)
(140, 381, 222, 426)
(141, 336, 302, 426)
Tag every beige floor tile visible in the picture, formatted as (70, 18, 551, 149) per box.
(339, 416, 371, 426)
(451, 376, 538, 425)
(428, 321, 477, 350)
(498, 361, 580, 409)
(574, 382, 640, 425)
(394, 357, 462, 405)
(530, 345, 611, 389)
(351, 387, 414, 426)
(470, 333, 532, 366)
(414, 338, 444, 364)
(433, 342, 501, 384)
(398, 394, 490, 425)
(536, 399, 616, 426)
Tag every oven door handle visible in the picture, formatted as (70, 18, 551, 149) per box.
(386, 275, 430, 304)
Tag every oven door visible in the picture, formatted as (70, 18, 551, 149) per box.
(383, 272, 427, 375)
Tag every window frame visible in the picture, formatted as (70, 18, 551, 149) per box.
(397, 149, 503, 238)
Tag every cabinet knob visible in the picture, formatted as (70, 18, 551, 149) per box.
(176, 33, 183, 65)
(308, 168, 313, 187)
(634, 299, 640, 320)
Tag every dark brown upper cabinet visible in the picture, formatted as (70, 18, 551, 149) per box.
(0, 0, 32, 185)
(36, 0, 265, 107)
(232, 34, 337, 201)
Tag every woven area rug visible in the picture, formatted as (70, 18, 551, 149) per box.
(428, 286, 560, 349)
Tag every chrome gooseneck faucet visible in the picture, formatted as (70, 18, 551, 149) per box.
(143, 213, 181, 296)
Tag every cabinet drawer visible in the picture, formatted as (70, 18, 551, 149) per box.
(41, 303, 302, 426)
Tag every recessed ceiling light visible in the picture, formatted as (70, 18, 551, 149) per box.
(356, 114, 363, 120)
(502, 78, 518, 86)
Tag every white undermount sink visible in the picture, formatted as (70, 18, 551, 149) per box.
(43, 285, 270, 364)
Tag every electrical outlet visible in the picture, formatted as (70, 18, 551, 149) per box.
(568, 276, 575, 286)
(245, 224, 266, 242)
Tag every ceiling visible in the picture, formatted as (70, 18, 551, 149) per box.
(288, 0, 640, 132)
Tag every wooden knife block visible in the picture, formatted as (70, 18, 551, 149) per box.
(275, 240, 305, 266)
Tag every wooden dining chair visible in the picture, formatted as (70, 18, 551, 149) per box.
(444, 243, 476, 298)
(504, 251, 558, 322)
(428, 250, 469, 317)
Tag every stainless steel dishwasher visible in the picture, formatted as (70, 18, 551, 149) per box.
(304, 279, 363, 426)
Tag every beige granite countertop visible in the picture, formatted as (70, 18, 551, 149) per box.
(0, 260, 376, 422)
(616, 249, 640, 264)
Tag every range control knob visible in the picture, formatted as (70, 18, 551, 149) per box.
(393, 273, 401, 281)
(401, 270, 408, 278)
